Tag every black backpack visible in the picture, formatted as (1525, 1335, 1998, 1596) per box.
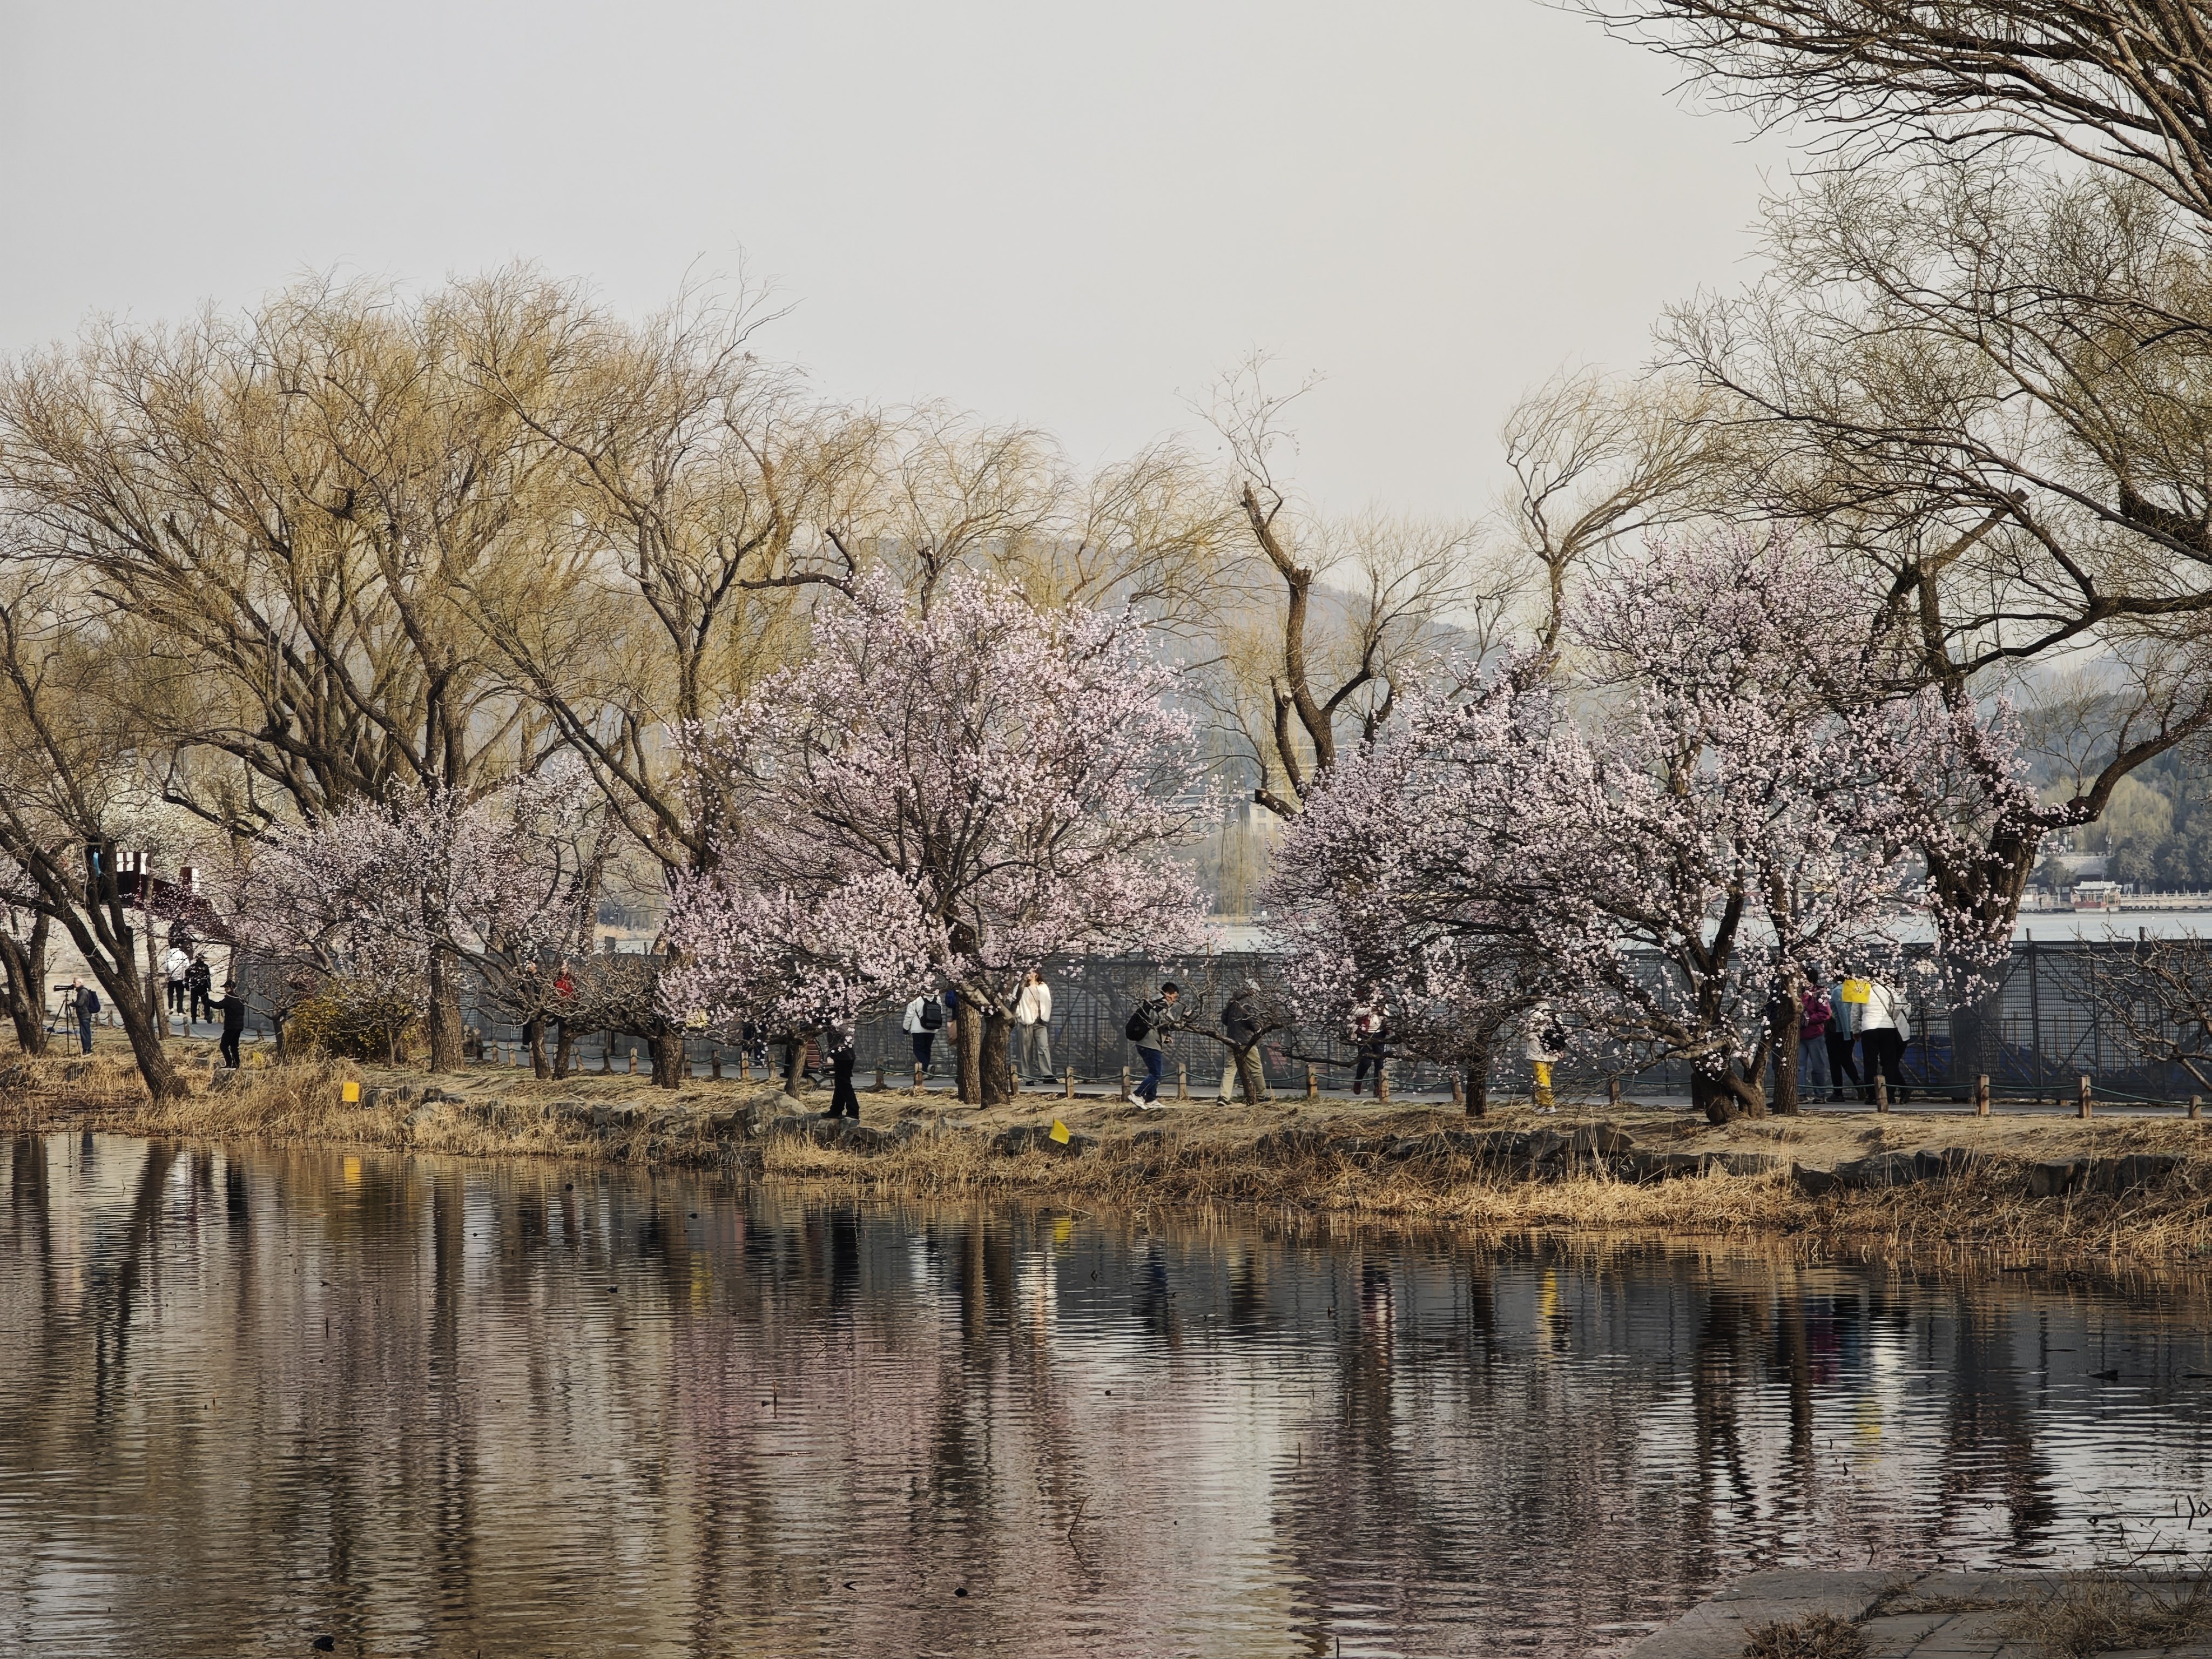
(920, 1000, 943, 1031)
(1124, 1006, 1150, 1042)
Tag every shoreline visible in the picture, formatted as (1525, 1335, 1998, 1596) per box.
(11, 1048, 2212, 1275)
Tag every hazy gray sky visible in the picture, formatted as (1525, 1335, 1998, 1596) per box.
(0, 1, 1784, 517)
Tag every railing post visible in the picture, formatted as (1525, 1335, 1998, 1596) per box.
(1063, 1065, 1074, 1101)
(1608, 1076, 1622, 1111)
(1375, 1061, 1390, 1103)
(1451, 1073, 1465, 1109)
(1975, 1074, 1990, 1117)
(1120, 1066, 1131, 1102)
(710, 1047, 722, 1080)
(1874, 1070, 1889, 1113)
(2193, 1096, 2203, 1122)
(1176, 1062, 1189, 1101)
(2078, 1074, 2093, 1120)
(1306, 1065, 1319, 1101)
(912, 1062, 925, 1092)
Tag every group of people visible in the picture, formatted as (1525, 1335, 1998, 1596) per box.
(1795, 969, 1913, 1102)
(55, 936, 249, 1068)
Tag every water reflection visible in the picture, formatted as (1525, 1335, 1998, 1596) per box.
(5, 1135, 2212, 1657)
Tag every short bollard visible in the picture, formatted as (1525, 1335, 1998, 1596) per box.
(1451, 1074, 1465, 1109)
(600, 1042, 612, 1074)
(1976, 1074, 1991, 1117)
(1375, 1063, 1390, 1103)
(1608, 1076, 1622, 1110)
(912, 1062, 925, 1092)
(710, 1047, 723, 1080)
(2079, 1075, 2093, 1120)
(1176, 1062, 1189, 1102)
(628, 1047, 638, 1075)
(1306, 1066, 1319, 1101)
(1874, 1071, 1889, 1112)
(874, 1065, 887, 1092)
(1120, 1066, 1131, 1102)
(1063, 1065, 1075, 1101)
(2193, 1095, 2204, 1122)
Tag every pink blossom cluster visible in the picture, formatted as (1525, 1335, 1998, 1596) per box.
(1270, 529, 2023, 1110)
(220, 761, 604, 1008)
(660, 572, 1213, 1035)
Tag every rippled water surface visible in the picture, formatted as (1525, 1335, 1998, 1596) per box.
(7, 1135, 2212, 1657)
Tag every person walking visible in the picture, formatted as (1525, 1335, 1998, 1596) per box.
(901, 991, 943, 1077)
(1825, 969, 1863, 1102)
(187, 954, 214, 1026)
(1797, 974, 1833, 1100)
(215, 980, 248, 1070)
(1014, 969, 1053, 1085)
(1216, 979, 1272, 1104)
(162, 942, 188, 1019)
(1857, 974, 1911, 1103)
(1128, 981, 1179, 1108)
(66, 977, 99, 1055)
(825, 1021, 861, 1120)
(1349, 989, 1388, 1095)
(1525, 1001, 1566, 1111)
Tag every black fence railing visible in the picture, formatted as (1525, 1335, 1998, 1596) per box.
(232, 940, 2210, 1103)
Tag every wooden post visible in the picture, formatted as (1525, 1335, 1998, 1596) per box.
(874, 1065, 887, 1092)
(1874, 1071, 1889, 1113)
(628, 1047, 638, 1075)
(1063, 1065, 1075, 1101)
(1306, 1065, 1319, 1101)
(1451, 1073, 1465, 1109)
(1176, 1062, 1189, 1101)
(913, 1062, 925, 1093)
(1608, 1076, 1622, 1111)
(710, 1047, 722, 1080)
(1375, 1062, 1390, 1103)
(2078, 1074, 2093, 1120)
(601, 1034, 612, 1074)
(1120, 1066, 1131, 1102)
(2192, 1096, 2203, 1122)
(1975, 1074, 1990, 1117)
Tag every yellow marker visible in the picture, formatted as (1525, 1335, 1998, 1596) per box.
(1049, 1119, 1070, 1144)
(342, 1155, 361, 1184)
(1842, 978, 1871, 1004)
(341, 1081, 361, 1103)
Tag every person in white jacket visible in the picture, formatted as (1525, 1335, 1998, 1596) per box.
(1014, 969, 1053, 1084)
(162, 943, 190, 1020)
(1856, 974, 1912, 1103)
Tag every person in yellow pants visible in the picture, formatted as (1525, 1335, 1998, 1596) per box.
(1525, 1002, 1566, 1110)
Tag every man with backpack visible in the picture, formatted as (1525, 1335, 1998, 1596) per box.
(902, 990, 945, 1075)
(1127, 981, 1179, 1108)
(186, 954, 214, 1026)
(64, 977, 99, 1055)
(1216, 979, 1272, 1105)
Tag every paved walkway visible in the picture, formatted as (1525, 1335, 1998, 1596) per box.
(1634, 1569, 2212, 1659)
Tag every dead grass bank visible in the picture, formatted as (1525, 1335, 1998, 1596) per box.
(13, 1047, 2212, 1272)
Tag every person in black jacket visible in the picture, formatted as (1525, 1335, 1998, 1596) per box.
(825, 1021, 861, 1120)
(64, 978, 99, 1055)
(1215, 979, 1273, 1104)
(186, 955, 214, 1026)
(215, 980, 247, 1069)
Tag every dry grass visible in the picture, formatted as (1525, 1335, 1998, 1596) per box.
(1999, 1570, 2212, 1658)
(17, 1046, 2212, 1274)
(1742, 1611, 1865, 1659)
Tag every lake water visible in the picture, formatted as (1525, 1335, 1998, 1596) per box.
(7, 1137, 2212, 1658)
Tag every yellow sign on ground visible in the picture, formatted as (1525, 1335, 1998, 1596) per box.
(1049, 1120, 1071, 1144)
(341, 1081, 360, 1102)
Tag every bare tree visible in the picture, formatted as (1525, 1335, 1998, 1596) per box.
(1203, 358, 1514, 817)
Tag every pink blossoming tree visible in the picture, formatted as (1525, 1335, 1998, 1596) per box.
(221, 762, 605, 1070)
(1272, 530, 2018, 1122)
(661, 571, 1212, 1103)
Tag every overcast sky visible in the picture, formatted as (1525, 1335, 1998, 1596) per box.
(0, 1, 1785, 518)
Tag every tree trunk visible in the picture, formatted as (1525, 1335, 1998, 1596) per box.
(525, 1017, 550, 1080)
(426, 947, 464, 1073)
(979, 1009, 1017, 1105)
(554, 1021, 574, 1080)
(1464, 1054, 1488, 1118)
(0, 916, 50, 1054)
(1696, 1064, 1766, 1125)
(650, 1026, 685, 1089)
(1772, 989, 1803, 1116)
(105, 968, 184, 1100)
(782, 1034, 806, 1097)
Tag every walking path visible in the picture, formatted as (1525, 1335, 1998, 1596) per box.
(1634, 1568, 2212, 1658)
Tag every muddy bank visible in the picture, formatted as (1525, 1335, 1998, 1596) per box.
(11, 1047, 2212, 1267)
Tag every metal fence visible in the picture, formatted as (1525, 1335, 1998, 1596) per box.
(239, 939, 2209, 1103)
